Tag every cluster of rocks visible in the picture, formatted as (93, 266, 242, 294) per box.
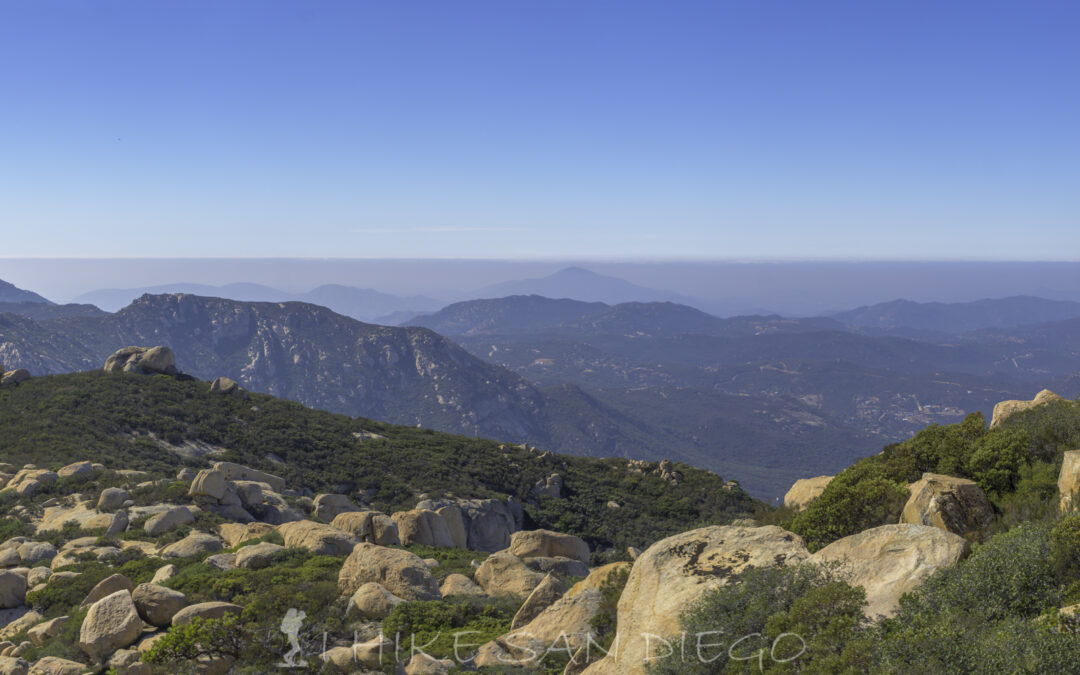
(103, 346, 179, 376)
(625, 459, 683, 485)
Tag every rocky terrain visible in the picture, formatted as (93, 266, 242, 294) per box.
(0, 348, 1079, 672)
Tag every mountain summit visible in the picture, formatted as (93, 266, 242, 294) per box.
(472, 267, 699, 306)
(0, 278, 52, 304)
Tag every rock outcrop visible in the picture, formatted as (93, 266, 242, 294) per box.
(1059, 450, 1080, 513)
(337, 543, 441, 602)
(474, 552, 549, 601)
(392, 509, 457, 548)
(813, 523, 969, 619)
(582, 526, 811, 675)
(506, 529, 590, 564)
(415, 498, 520, 552)
(78, 590, 143, 662)
(783, 475, 834, 511)
(990, 389, 1065, 428)
(278, 521, 357, 556)
(330, 511, 401, 546)
(103, 346, 178, 376)
(900, 473, 993, 537)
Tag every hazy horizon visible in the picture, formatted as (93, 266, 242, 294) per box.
(3, 258, 1079, 317)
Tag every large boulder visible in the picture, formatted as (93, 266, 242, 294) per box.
(813, 523, 969, 619)
(481, 563, 631, 670)
(56, 461, 94, 479)
(330, 511, 400, 546)
(0, 573, 26, 609)
(474, 553, 547, 601)
(506, 529, 590, 564)
(235, 542, 284, 570)
(0, 656, 28, 674)
(278, 521, 358, 556)
(990, 389, 1065, 428)
(435, 506, 467, 549)
(144, 507, 194, 537)
(416, 498, 519, 552)
(511, 573, 567, 629)
(783, 475, 834, 511)
(439, 574, 487, 598)
(900, 473, 994, 537)
(218, 522, 275, 548)
(188, 470, 227, 503)
(582, 526, 811, 675)
(171, 601, 242, 627)
(27, 616, 68, 646)
(1059, 449, 1080, 513)
(26, 657, 84, 675)
(313, 494, 360, 523)
(80, 574, 134, 609)
(132, 583, 187, 627)
(97, 487, 130, 512)
(103, 346, 177, 376)
(212, 462, 285, 492)
(159, 533, 223, 559)
(337, 543, 441, 601)
(349, 582, 405, 620)
(209, 377, 247, 399)
(392, 510, 457, 548)
(78, 590, 142, 662)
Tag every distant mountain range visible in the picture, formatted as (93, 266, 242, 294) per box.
(470, 266, 705, 307)
(5, 274, 1080, 498)
(75, 283, 442, 321)
(834, 296, 1080, 337)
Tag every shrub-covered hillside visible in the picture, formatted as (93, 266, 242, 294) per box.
(785, 398, 1080, 551)
(0, 371, 756, 553)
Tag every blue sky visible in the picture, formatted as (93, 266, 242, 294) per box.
(1, 1, 1077, 259)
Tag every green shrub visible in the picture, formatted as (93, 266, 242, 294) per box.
(382, 596, 517, 660)
(1052, 513, 1080, 582)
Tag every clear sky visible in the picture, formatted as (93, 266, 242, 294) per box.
(1, 1, 1077, 259)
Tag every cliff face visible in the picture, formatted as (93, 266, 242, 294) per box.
(2, 294, 551, 443)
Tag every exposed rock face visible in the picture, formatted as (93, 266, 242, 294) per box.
(132, 583, 187, 627)
(783, 475, 834, 511)
(813, 523, 969, 619)
(511, 573, 567, 629)
(435, 506, 467, 549)
(405, 653, 454, 675)
(188, 469, 227, 502)
(474, 553, 547, 601)
(79, 590, 142, 661)
(524, 556, 589, 579)
(337, 543, 441, 601)
(506, 529, 590, 564)
(103, 346, 178, 376)
(481, 563, 631, 670)
(278, 521, 358, 556)
(313, 494, 360, 523)
(350, 582, 405, 620)
(392, 509, 457, 548)
(415, 498, 520, 552)
(1059, 450, 1080, 513)
(532, 473, 565, 499)
(900, 473, 994, 537)
(330, 511, 401, 546)
(582, 526, 812, 675)
(171, 601, 242, 627)
(990, 389, 1065, 428)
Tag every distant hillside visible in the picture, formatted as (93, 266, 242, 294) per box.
(411, 294, 843, 338)
(0, 278, 52, 304)
(473, 266, 702, 306)
(0, 301, 106, 320)
(76, 282, 441, 321)
(0, 370, 757, 551)
(834, 296, 1080, 335)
